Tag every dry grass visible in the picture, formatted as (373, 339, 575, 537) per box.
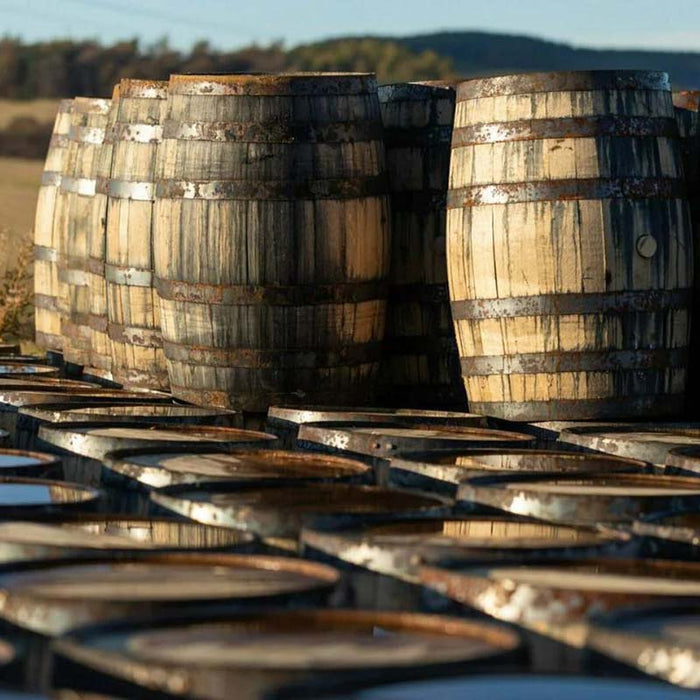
(0, 229, 33, 338)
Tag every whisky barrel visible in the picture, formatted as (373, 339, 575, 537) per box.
(447, 71, 692, 421)
(377, 83, 464, 407)
(0, 516, 255, 566)
(421, 558, 700, 648)
(458, 472, 700, 524)
(588, 604, 700, 689)
(153, 73, 391, 411)
(559, 424, 700, 465)
(665, 444, 700, 475)
(34, 99, 73, 355)
(0, 477, 99, 519)
(56, 97, 111, 368)
(106, 80, 169, 391)
(0, 364, 58, 378)
(674, 91, 700, 415)
(52, 610, 519, 700)
(0, 449, 62, 479)
(0, 377, 96, 390)
(389, 448, 647, 495)
(85, 87, 120, 381)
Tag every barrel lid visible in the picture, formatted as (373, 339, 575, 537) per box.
(302, 516, 626, 582)
(0, 476, 99, 512)
(118, 79, 168, 99)
(0, 364, 58, 378)
(0, 355, 46, 364)
(152, 482, 450, 538)
(1, 390, 174, 408)
(19, 403, 237, 425)
(390, 448, 647, 486)
(53, 609, 518, 696)
(316, 675, 697, 699)
(267, 405, 485, 428)
(0, 554, 339, 635)
(0, 377, 96, 390)
(458, 472, 700, 525)
(0, 515, 254, 562)
(298, 423, 533, 458)
(665, 445, 700, 476)
(0, 448, 61, 472)
(456, 70, 670, 100)
(420, 558, 700, 646)
(103, 446, 371, 489)
(39, 422, 277, 460)
(588, 604, 700, 688)
(558, 425, 700, 465)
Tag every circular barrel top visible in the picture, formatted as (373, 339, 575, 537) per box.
(0, 377, 97, 390)
(0, 554, 339, 636)
(390, 448, 647, 487)
(558, 425, 700, 465)
(53, 609, 518, 698)
(456, 70, 670, 100)
(0, 355, 49, 364)
(588, 605, 700, 689)
(152, 483, 450, 538)
(0, 516, 254, 565)
(0, 476, 99, 514)
(19, 403, 238, 426)
(0, 448, 61, 477)
(38, 422, 277, 460)
(420, 558, 700, 646)
(665, 445, 700, 476)
(267, 405, 485, 429)
(313, 675, 697, 699)
(0, 364, 58, 378)
(302, 515, 626, 582)
(0, 390, 173, 409)
(458, 473, 700, 525)
(297, 423, 534, 458)
(103, 446, 371, 489)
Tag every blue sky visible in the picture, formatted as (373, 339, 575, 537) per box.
(1, 0, 699, 51)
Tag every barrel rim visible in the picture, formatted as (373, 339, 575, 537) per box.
(673, 89, 700, 111)
(118, 78, 169, 98)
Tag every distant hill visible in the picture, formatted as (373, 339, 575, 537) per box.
(395, 31, 700, 88)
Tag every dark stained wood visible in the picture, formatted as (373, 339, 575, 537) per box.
(153, 73, 391, 411)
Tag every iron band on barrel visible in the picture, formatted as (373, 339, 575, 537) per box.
(162, 119, 383, 144)
(68, 126, 105, 145)
(41, 171, 62, 187)
(163, 340, 383, 369)
(155, 278, 386, 305)
(48, 134, 68, 149)
(108, 123, 162, 144)
(460, 348, 688, 375)
(34, 293, 58, 311)
(452, 116, 679, 147)
(457, 70, 671, 100)
(60, 177, 97, 196)
(155, 175, 388, 201)
(58, 268, 88, 286)
(451, 289, 692, 320)
(87, 313, 108, 333)
(107, 180, 155, 201)
(105, 264, 153, 287)
(34, 245, 58, 263)
(108, 323, 163, 348)
(447, 177, 686, 207)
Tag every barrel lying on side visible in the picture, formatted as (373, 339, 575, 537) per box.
(106, 79, 169, 391)
(377, 82, 464, 408)
(447, 71, 693, 421)
(154, 73, 391, 412)
(34, 99, 73, 356)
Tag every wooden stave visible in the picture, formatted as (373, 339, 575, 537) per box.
(447, 70, 692, 421)
(153, 72, 391, 412)
(56, 97, 111, 368)
(377, 82, 464, 407)
(106, 79, 170, 391)
(34, 99, 74, 353)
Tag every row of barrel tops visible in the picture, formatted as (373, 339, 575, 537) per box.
(0, 350, 699, 696)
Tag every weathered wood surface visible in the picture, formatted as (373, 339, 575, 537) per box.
(56, 97, 112, 367)
(53, 609, 519, 700)
(458, 472, 700, 525)
(153, 73, 391, 411)
(377, 83, 464, 407)
(34, 99, 73, 353)
(447, 71, 693, 421)
(106, 80, 170, 391)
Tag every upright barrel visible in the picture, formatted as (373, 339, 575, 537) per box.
(154, 73, 390, 412)
(674, 91, 700, 413)
(378, 83, 464, 407)
(447, 71, 692, 421)
(56, 97, 111, 368)
(34, 99, 73, 356)
(87, 87, 120, 381)
(106, 79, 169, 391)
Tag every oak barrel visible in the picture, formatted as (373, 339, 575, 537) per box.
(447, 71, 693, 421)
(34, 99, 73, 354)
(153, 73, 391, 411)
(56, 97, 111, 368)
(106, 79, 169, 391)
(0, 449, 62, 479)
(377, 83, 464, 407)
